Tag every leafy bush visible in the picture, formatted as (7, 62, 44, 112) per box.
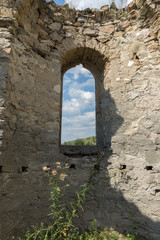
(74, 138, 85, 146)
(62, 136, 96, 146)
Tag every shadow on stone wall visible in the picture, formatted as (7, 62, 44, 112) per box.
(68, 90, 160, 240)
(103, 89, 123, 149)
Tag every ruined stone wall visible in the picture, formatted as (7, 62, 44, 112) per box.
(0, 0, 160, 239)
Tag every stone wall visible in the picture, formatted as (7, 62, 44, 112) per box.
(0, 0, 160, 239)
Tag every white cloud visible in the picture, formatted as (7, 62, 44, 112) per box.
(81, 78, 94, 87)
(61, 111, 96, 142)
(68, 88, 94, 100)
(66, 64, 91, 80)
(62, 64, 96, 142)
(63, 75, 71, 85)
(65, 0, 133, 10)
(62, 98, 81, 115)
(63, 65, 95, 93)
(63, 111, 95, 126)
(63, 89, 95, 115)
(69, 77, 94, 90)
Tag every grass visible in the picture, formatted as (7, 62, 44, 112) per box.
(62, 136, 96, 146)
(80, 228, 140, 240)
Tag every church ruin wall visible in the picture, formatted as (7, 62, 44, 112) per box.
(0, 0, 160, 239)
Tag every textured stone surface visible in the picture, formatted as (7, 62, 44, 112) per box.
(0, 0, 160, 239)
(99, 24, 115, 34)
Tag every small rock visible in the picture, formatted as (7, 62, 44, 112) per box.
(49, 22, 62, 31)
(83, 28, 97, 37)
(77, 17, 87, 23)
(50, 32, 63, 42)
(99, 24, 114, 34)
(54, 85, 61, 94)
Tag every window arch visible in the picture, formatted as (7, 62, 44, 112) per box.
(60, 47, 105, 155)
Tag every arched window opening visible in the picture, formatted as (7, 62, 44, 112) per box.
(60, 47, 105, 155)
(61, 64, 96, 146)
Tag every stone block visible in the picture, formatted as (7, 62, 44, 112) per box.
(49, 22, 62, 31)
(50, 32, 63, 42)
(0, 78, 6, 90)
(53, 84, 61, 93)
(0, 38, 10, 50)
(83, 28, 98, 37)
(0, 63, 9, 78)
(36, 26, 49, 39)
(0, 48, 11, 57)
(0, 97, 5, 107)
(129, 40, 148, 58)
(145, 151, 159, 164)
(99, 24, 114, 34)
(77, 17, 87, 23)
(0, 30, 12, 39)
(40, 39, 54, 46)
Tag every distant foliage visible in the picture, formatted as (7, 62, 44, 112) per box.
(74, 138, 85, 146)
(62, 136, 96, 146)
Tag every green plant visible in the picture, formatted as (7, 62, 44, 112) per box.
(126, 233, 137, 240)
(61, 136, 96, 146)
(23, 155, 104, 240)
(74, 138, 84, 146)
(21, 154, 141, 240)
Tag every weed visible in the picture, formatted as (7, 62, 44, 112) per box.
(20, 155, 141, 240)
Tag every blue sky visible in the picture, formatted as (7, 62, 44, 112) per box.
(54, 0, 64, 4)
(61, 64, 96, 143)
(46, 0, 64, 5)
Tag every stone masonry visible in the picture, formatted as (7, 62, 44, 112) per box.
(0, 0, 160, 239)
